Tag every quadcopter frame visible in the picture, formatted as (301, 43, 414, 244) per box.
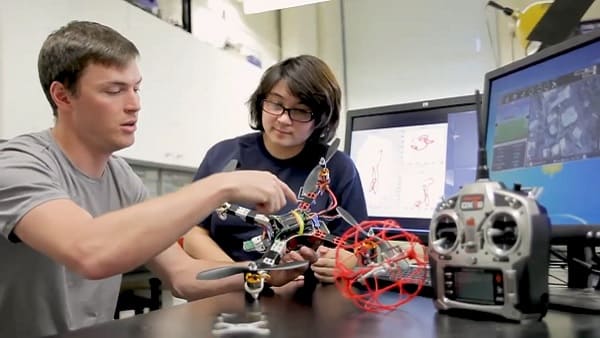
(215, 139, 344, 268)
(198, 138, 428, 312)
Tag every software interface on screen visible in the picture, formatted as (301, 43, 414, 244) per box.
(349, 108, 479, 224)
(485, 38, 600, 226)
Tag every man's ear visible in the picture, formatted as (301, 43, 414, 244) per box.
(49, 81, 72, 111)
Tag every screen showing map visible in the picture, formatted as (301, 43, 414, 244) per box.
(347, 102, 479, 232)
(485, 38, 600, 226)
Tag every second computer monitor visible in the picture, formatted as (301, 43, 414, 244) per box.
(345, 95, 480, 240)
(484, 29, 600, 239)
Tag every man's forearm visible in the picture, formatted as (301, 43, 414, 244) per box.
(16, 170, 293, 280)
(174, 272, 245, 300)
(72, 175, 231, 278)
(148, 245, 245, 300)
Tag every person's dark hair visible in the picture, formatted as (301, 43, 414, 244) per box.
(38, 21, 140, 117)
(248, 55, 341, 144)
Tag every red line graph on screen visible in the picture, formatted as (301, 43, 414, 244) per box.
(414, 177, 435, 209)
(410, 134, 435, 151)
(368, 149, 383, 194)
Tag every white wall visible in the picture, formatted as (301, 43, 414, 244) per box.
(0, 1, 65, 139)
(281, 5, 319, 57)
(342, 0, 497, 110)
(0, 0, 262, 167)
(316, 0, 347, 144)
(279, 0, 347, 145)
(158, 0, 281, 67)
(0, 9, 4, 137)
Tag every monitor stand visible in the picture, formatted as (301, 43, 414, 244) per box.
(549, 241, 600, 311)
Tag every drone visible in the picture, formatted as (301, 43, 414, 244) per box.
(212, 138, 345, 268)
(196, 138, 429, 313)
(197, 139, 343, 298)
(333, 216, 429, 313)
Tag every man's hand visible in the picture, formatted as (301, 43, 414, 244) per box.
(217, 171, 297, 214)
(311, 246, 357, 283)
(268, 246, 317, 286)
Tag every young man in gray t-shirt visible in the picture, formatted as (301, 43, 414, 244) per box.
(0, 21, 311, 338)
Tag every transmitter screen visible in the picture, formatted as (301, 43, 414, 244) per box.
(454, 270, 495, 304)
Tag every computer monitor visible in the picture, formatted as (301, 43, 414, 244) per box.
(483, 29, 600, 240)
(483, 29, 600, 295)
(345, 95, 480, 242)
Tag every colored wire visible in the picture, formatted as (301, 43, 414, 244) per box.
(291, 209, 305, 234)
(317, 185, 338, 216)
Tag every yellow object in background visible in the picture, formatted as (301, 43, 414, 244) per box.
(514, 1, 553, 52)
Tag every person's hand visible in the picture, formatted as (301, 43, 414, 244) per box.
(311, 246, 357, 283)
(268, 246, 317, 287)
(217, 171, 297, 214)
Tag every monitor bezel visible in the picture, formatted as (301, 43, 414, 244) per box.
(344, 94, 478, 243)
(481, 29, 600, 244)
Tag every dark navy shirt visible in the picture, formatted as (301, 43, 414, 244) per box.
(194, 132, 368, 261)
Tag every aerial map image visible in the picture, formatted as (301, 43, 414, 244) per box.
(492, 65, 600, 172)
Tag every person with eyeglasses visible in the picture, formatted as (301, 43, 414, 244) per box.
(183, 55, 368, 285)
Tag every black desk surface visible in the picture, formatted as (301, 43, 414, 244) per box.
(47, 285, 600, 338)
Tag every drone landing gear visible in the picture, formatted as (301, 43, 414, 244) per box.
(212, 311, 270, 336)
(245, 286, 275, 303)
(214, 268, 273, 336)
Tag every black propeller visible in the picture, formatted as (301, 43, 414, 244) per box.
(301, 166, 322, 196)
(300, 138, 341, 197)
(325, 138, 340, 162)
(336, 206, 359, 227)
(196, 260, 309, 280)
(196, 265, 250, 280)
(337, 206, 374, 238)
(337, 206, 397, 253)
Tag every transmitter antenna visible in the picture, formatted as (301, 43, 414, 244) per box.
(475, 89, 489, 180)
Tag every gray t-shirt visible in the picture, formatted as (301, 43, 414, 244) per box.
(0, 130, 148, 337)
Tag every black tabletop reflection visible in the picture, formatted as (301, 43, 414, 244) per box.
(46, 284, 600, 338)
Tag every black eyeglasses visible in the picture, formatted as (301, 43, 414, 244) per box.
(262, 99, 314, 123)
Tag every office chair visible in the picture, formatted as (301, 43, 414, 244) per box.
(114, 267, 162, 319)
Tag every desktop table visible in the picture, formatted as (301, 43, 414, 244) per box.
(46, 285, 600, 338)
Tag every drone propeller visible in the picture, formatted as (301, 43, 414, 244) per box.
(325, 138, 340, 162)
(337, 206, 374, 238)
(336, 206, 358, 226)
(196, 260, 309, 280)
(337, 206, 400, 255)
(337, 206, 378, 239)
(196, 265, 250, 280)
(301, 166, 321, 196)
(300, 138, 341, 197)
